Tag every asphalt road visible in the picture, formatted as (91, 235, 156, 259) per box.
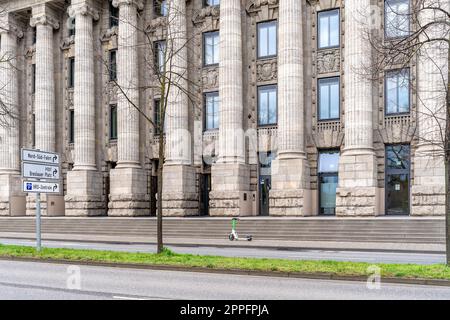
(0, 260, 449, 300)
(0, 238, 444, 265)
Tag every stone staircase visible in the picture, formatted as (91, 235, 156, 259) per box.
(0, 217, 445, 244)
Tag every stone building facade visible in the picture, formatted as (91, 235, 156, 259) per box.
(0, 0, 447, 217)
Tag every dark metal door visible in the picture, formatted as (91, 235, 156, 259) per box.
(259, 175, 271, 216)
(385, 145, 410, 215)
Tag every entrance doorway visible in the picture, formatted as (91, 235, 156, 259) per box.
(258, 152, 274, 216)
(200, 173, 211, 216)
(385, 145, 410, 215)
(318, 150, 340, 215)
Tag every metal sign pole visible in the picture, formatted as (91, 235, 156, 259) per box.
(36, 192, 41, 252)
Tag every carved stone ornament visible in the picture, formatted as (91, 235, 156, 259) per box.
(192, 5, 220, 25)
(202, 67, 219, 89)
(246, 0, 279, 13)
(316, 49, 340, 74)
(257, 59, 277, 82)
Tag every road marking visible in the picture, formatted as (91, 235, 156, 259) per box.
(113, 295, 150, 300)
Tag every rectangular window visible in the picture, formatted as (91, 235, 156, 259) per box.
(258, 85, 277, 126)
(385, 69, 410, 115)
(204, 92, 220, 130)
(68, 58, 75, 88)
(32, 27, 36, 45)
(154, 41, 166, 73)
(385, 0, 410, 39)
(318, 9, 340, 49)
(110, 0, 119, 28)
(110, 104, 118, 140)
(109, 50, 117, 81)
(31, 64, 36, 94)
(203, 31, 219, 66)
(69, 110, 75, 144)
(68, 18, 75, 37)
(154, 0, 168, 17)
(257, 21, 277, 59)
(154, 99, 167, 134)
(204, 0, 220, 6)
(318, 77, 340, 121)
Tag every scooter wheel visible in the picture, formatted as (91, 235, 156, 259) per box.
(247, 236, 253, 241)
(228, 233, 235, 241)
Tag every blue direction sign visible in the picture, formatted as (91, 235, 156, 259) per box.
(23, 181, 60, 194)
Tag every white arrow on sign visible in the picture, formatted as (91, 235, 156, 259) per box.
(23, 181, 60, 194)
(22, 149, 60, 165)
(22, 162, 60, 180)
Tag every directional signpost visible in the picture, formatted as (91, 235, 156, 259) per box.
(21, 149, 61, 251)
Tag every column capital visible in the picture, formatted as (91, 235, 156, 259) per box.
(68, 2, 100, 20)
(0, 13, 23, 38)
(30, 14, 60, 29)
(112, 0, 144, 10)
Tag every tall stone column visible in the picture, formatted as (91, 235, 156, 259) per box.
(65, 0, 104, 216)
(269, 0, 311, 216)
(336, 0, 380, 216)
(28, 5, 62, 216)
(162, 0, 198, 216)
(0, 13, 24, 216)
(412, 1, 448, 216)
(109, 0, 149, 216)
(210, 0, 253, 216)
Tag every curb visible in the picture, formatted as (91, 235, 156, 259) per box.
(0, 235, 444, 254)
(0, 255, 449, 287)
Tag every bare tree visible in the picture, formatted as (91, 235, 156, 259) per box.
(103, 0, 201, 253)
(361, 0, 449, 261)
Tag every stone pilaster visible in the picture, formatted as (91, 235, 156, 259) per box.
(335, 0, 380, 216)
(269, 0, 311, 216)
(411, 1, 448, 216)
(210, 0, 253, 217)
(65, 0, 105, 216)
(27, 5, 63, 216)
(162, 0, 198, 216)
(109, 0, 150, 216)
(0, 13, 25, 216)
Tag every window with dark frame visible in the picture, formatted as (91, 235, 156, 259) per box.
(32, 27, 36, 45)
(109, 0, 119, 28)
(385, 0, 410, 39)
(318, 77, 340, 121)
(385, 68, 410, 115)
(203, 31, 219, 66)
(204, 92, 219, 131)
(258, 85, 277, 126)
(109, 50, 117, 81)
(68, 18, 75, 37)
(154, 41, 166, 73)
(204, 0, 220, 6)
(154, 99, 162, 135)
(110, 104, 118, 140)
(68, 57, 75, 89)
(69, 109, 75, 144)
(31, 64, 36, 94)
(154, 0, 168, 17)
(318, 9, 340, 49)
(257, 20, 277, 59)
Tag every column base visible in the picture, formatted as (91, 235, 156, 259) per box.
(336, 152, 381, 216)
(269, 158, 311, 216)
(108, 167, 150, 217)
(65, 170, 105, 217)
(0, 174, 25, 216)
(411, 150, 445, 216)
(209, 163, 255, 217)
(162, 165, 198, 216)
(26, 194, 65, 217)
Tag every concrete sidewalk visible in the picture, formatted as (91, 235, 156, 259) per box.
(0, 232, 444, 253)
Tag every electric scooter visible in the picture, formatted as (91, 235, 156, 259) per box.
(228, 218, 252, 241)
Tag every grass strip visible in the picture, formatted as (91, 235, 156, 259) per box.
(0, 244, 449, 281)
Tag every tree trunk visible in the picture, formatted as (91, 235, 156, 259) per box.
(446, 46, 450, 265)
(157, 132, 164, 254)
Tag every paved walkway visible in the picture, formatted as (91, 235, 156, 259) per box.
(0, 232, 444, 253)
